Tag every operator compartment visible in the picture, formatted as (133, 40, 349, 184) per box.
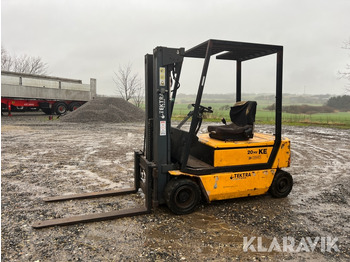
(207, 101, 257, 141)
(189, 100, 280, 167)
(191, 133, 279, 167)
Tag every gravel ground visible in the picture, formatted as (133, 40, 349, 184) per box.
(1, 112, 350, 261)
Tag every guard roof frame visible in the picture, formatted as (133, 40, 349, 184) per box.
(180, 39, 284, 172)
(184, 39, 283, 61)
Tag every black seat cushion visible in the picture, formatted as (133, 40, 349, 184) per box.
(208, 123, 254, 141)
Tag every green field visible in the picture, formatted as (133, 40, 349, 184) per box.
(172, 102, 350, 128)
(139, 93, 350, 128)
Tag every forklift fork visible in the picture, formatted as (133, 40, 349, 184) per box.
(32, 151, 154, 229)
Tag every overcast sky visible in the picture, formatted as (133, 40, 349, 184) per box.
(1, 0, 350, 96)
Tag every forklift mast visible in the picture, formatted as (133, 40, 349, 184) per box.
(144, 47, 185, 205)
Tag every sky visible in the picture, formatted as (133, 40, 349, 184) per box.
(1, 0, 350, 96)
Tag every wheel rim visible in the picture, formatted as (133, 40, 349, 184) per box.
(70, 103, 80, 111)
(277, 177, 289, 194)
(174, 186, 195, 209)
(57, 105, 66, 114)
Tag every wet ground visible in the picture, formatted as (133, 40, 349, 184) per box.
(1, 113, 350, 261)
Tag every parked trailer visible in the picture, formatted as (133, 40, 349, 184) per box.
(1, 71, 96, 115)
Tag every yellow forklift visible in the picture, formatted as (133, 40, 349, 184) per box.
(33, 39, 292, 228)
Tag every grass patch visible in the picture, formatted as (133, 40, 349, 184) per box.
(172, 103, 350, 128)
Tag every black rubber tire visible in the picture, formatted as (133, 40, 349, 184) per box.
(269, 170, 293, 198)
(68, 102, 81, 111)
(41, 108, 53, 115)
(164, 178, 201, 215)
(53, 102, 68, 115)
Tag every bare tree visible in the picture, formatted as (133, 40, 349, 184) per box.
(338, 39, 350, 90)
(132, 83, 144, 108)
(1, 47, 13, 71)
(113, 64, 141, 102)
(1, 46, 48, 75)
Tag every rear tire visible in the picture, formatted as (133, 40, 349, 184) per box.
(164, 178, 201, 215)
(68, 102, 81, 111)
(269, 170, 293, 198)
(53, 102, 68, 115)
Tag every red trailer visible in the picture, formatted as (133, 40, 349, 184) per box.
(1, 71, 96, 116)
(1, 97, 85, 116)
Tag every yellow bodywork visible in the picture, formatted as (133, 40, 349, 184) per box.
(169, 169, 275, 202)
(168, 132, 291, 202)
(197, 133, 290, 168)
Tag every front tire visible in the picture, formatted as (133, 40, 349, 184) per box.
(164, 178, 201, 215)
(269, 170, 293, 198)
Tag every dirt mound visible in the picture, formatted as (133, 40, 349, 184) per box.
(61, 97, 144, 123)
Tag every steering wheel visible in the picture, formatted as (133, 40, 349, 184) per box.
(177, 104, 213, 132)
(191, 104, 213, 134)
(191, 104, 213, 114)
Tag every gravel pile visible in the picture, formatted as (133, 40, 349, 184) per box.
(61, 97, 144, 123)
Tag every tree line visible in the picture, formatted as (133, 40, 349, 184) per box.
(1, 46, 48, 75)
(326, 95, 350, 111)
(265, 95, 350, 114)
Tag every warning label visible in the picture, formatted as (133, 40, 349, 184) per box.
(160, 121, 166, 136)
(159, 67, 166, 86)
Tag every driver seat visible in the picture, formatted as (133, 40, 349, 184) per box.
(208, 101, 257, 141)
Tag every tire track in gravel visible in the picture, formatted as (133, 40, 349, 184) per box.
(293, 140, 348, 161)
(2, 118, 350, 261)
(284, 126, 350, 258)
